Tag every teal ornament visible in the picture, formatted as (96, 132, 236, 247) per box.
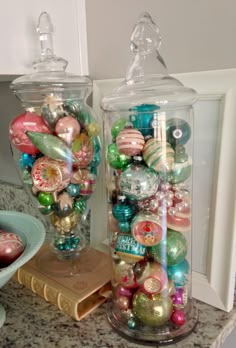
(118, 221, 131, 233)
(38, 205, 53, 215)
(90, 151, 101, 168)
(167, 259, 189, 288)
(115, 233, 146, 263)
(54, 235, 80, 252)
(129, 104, 160, 137)
(127, 317, 137, 330)
(166, 118, 191, 147)
(119, 162, 159, 200)
(92, 136, 101, 153)
(111, 118, 127, 139)
(148, 229, 187, 266)
(73, 198, 87, 214)
(66, 183, 80, 197)
(107, 143, 131, 169)
(26, 132, 77, 163)
(112, 202, 133, 222)
(20, 153, 36, 169)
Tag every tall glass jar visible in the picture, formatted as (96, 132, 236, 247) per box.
(9, 12, 101, 276)
(101, 13, 198, 345)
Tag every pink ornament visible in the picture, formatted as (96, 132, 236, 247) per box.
(79, 173, 96, 197)
(0, 230, 24, 267)
(171, 309, 186, 326)
(115, 285, 133, 298)
(9, 112, 52, 154)
(167, 212, 190, 233)
(55, 116, 81, 145)
(171, 288, 184, 306)
(116, 296, 130, 310)
(116, 128, 145, 156)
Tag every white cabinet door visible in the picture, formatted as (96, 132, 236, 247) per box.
(0, 0, 88, 75)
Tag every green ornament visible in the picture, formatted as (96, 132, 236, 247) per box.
(74, 198, 87, 214)
(38, 192, 54, 206)
(111, 118, 127, 139)
(106, 143, 131, 169)
(166, 118, 191, 147)
(148, 229, 187, 266)
(133, 291, 173, 327)
(26, 132, 77, 163)
(38, 205, 53, 215)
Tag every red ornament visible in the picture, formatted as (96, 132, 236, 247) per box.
(9, 112, 52, 154)
(171, 309, 186, 326)
(0, 230, 24, 267)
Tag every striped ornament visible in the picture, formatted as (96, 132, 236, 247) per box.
(143, 138, 174, 172)
(116, 128, 145, 156)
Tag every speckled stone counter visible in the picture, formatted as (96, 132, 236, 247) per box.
(1, 181, 236, 348)
(0, 281, 236, 348)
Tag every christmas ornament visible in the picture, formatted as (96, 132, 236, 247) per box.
(63, 99, 81, 117)
(116, 296, 131, 310)
(106, 143, 131, 169)
(86, 122, 100, 137)
(54, 234, 80, 252)
(9, 112, 51, 154)
(19, 153, 37, 170)
(26, 131, 77, 163)
(131, 212, 163, 247)
(171, 288, 184, 306)
(0, 230, 24, 267)
(72, 133, 94, 168)
(167, 259, 189, 288)
(143, 138, 174, 172)
(112, 196, 133, 222)
(52, 192, 74, 217)
(55, 116, 81, 145)
(111, 118, 127, 139)
(73, 197, 87, 214)
(37, 192, 54, 207)
(166, 118, 191, 147)
(129, 104, 160, 137)
(116, 127, 145, 156)
(167, 211, 191, 233)
(41, 95, 65, 129)
(31, 156, 71, 193)
(66, 183, 81, 197)
(171, 309, 186, 326)
(113, 258, 138, 288)
(148, 229, 187, 265)
(127, 317, 137, 330)
(119, 159, 159, 200)
(115, 233, 146, 263)
(50, 211, 81, 233)
(139, 262, 168, 295)
(79, 172, 96, 197)
(115, 285, 133, 298)
(132, 290, 173, 326)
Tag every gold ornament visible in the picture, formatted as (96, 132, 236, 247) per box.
(86, 122, 100, 137)
(50, 211, 80, 233)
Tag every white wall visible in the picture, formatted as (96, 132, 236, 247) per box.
(86, 0, 236, 79)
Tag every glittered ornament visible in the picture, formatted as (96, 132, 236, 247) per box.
(143, 138, 174, 172)
(119, 160, 159, 201)
(73, 197, 87, 214)
(107, 143, 131, 169)
(166, 118, 191, 147)
(171, 309, 186, 326)
(115, 233, 146, 263)
(132, 290, 173, 327)
(26, 131, 77, 163)
(31, 156, 71, 193)
(131, 211, 163, 247)
(116, 127, 145, 156)
(148, 229, 187, 266)
(72, 133, 94, 168)
(129, 104, 160, 137)
(0, 230, 24, 267)
(167, 259, 189, 288)
(50, 211, 81, 233)
(111, 118, 127, 139)
(41, 95, 65, 129)
(55, 116, 81, 145)
(86, 122, 100, 137)
(9, 112, 52, 154)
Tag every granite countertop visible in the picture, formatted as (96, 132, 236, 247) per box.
(0, 280, 236, 348)
(1, 183, 236, 347)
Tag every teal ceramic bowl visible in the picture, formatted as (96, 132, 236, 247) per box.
(0, 210, 46, 327)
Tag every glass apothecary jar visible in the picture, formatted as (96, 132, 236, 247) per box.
(101, 12, 198, 345)
(9, 12, 101, 276)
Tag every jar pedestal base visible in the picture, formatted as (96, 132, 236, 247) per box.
(106, 300, 198, 346)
